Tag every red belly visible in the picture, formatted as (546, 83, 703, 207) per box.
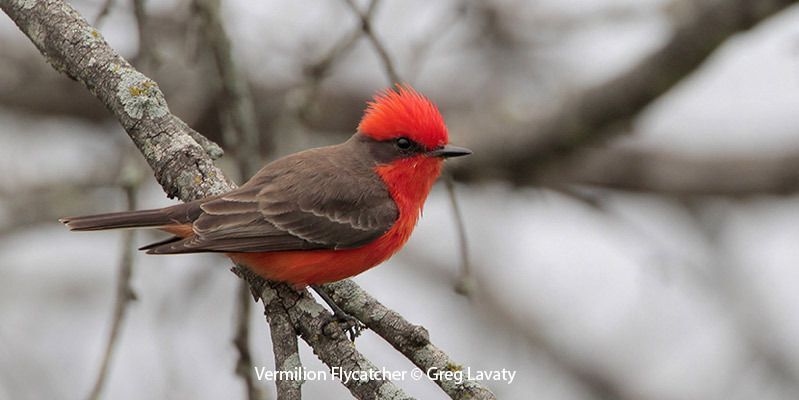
(229, 214, 416, 288)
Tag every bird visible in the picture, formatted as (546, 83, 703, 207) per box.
(61, 85, 471, 291)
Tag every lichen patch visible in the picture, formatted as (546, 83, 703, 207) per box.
(115, 68, 169, 119)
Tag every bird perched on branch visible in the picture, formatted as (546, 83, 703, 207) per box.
(61, 84, 470, 291)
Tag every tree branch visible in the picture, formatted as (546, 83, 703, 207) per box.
(260, 282, 303, 400)
(322, 280, 496, 400)
(1, 0, 229, 202)
(235, 268, 414, 400)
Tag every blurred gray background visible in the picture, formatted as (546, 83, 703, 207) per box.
(2, 0, 799, 399)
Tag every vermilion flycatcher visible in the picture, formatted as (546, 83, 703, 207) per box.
(61, 85, 471, 289)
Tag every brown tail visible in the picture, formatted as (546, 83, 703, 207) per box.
(60, 200, 206, 232)
(60, 209, 176, 231)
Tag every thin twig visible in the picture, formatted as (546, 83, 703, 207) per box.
(341, 0, 401, 84)
(86, 159, 142, 400)
(295, 0, 380, 123)
(131, 0, 158, 70)
(405, 2, 467, 81)
(192, 0, 261, 177)
(445, 175, 474, 296)
(233, 282, 265, 400)
(93, 0, 115, 27)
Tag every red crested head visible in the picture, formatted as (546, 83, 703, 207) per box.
(357, 85, 449, 150)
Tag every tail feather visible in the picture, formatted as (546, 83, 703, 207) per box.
(60, 199, 207, 232)
(60, 209, 175, 231)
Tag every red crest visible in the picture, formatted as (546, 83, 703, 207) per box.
(358, 85, 449, 150)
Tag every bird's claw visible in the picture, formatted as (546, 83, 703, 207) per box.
(311, 284, 367, 342)
(333, 311, 366, 342)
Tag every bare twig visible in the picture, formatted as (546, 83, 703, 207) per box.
(86, 159, 142, 400)
(444, 175, 475, 296)
(131, 0, 158, 70)
(192, 0, 261, 176)
(93, 0, 115, 27)
(405, 2, 467, 81)
(341, 0, 401, 84)
(233, 282, 266, 400)
(2, 1, 232, 201)
(294, 0, 379, 123)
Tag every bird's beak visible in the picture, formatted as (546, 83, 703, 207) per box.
(427, 144, 472, 158)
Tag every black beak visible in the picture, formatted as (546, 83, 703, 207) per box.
(427, 144, 472, 158)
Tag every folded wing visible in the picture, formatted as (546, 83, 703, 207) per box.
(145, 149, 398, 254)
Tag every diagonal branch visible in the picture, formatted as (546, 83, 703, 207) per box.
(341, 0, 401, 84)
(1, 0, 229, 202)
(322, 280, 496, 400)
(234, 268, 414, 400)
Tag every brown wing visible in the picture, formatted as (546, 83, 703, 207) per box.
(146, 145, 398, 254)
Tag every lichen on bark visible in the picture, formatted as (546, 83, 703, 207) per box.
(114, 67, 169, 119)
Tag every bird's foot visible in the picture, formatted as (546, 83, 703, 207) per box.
(312, 285, 367, 342)
(332, 309, 366, 342)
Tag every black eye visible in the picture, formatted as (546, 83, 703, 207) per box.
(396, 137, 413, 150)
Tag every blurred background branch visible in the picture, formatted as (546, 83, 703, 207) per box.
(85, 157, 142, 400)
(539, 145, 799, 196)
(452, 0, 799, 186)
